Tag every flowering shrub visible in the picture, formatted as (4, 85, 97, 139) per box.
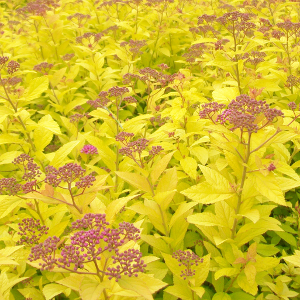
(2, 0, 300, 299)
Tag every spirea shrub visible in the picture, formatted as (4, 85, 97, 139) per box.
(3, 0, 300, 299)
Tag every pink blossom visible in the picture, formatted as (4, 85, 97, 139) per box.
(81, 145, 98, 155)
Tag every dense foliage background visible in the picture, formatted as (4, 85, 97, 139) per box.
(3, 0, 300, 299)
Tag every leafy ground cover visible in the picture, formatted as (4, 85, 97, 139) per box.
(2, 0, 300, 299)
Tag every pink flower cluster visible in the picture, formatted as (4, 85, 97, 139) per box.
(172, 250, 203, 280)
(28, 214, 146, 279)
(81, 144, 98, 155)
(199, 95, 283, 133)
(45, 163, 96, 191)
(17, 218, 49, 246)
(0, 154, 41, 195)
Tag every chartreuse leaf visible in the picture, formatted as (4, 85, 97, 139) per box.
(237, 272, 257, 296)
(56, 274, 82, 292)
(50, 67, 67, 87)
(215, 268, 240, 280)
(153, 190, 176, 211)
(180, 157, 198, 179)
(34, 127, 53, 151)
(212, 292, 231, 300)
(190, 146, 209, 165)
(18, 288, 44, 300)
(86, 136, 116, 171)
(253, 256, 279, 272)
(169, 202, 198, 229)
(256, 244, 279, 256)
(230, 292, 254, 300)
(194, 254, 210, 286)
(182, 182, 233, 204)
(156, 167, 178, 193)
(188, 212, 226, 227)
(0, 196, 23, 219)
(79, 277, 110, 300)
(164, 277, 193, 300)
(0, 134, 25, 145)
(22, 77, 49, 101)
(134, 273, 167, 294)
(38, 114, 61, 135)
(117, 276, 153, 300)
(199, 165, 231, 189)
(161, 253, 184, 279)
(115, 171, 152, 194)
(0, 272, 28, 299)
(141, 235, 170, 253)
(150, 151, 175, 184)
(249, 173, 286, 206)
(105, 194, 140, 222)
(50, 140, 80, 167)
(212, 87, 240, 103)
(234, 218, 283, 246)
(283, 250, 300, 267)
(43, 283, 68, 300)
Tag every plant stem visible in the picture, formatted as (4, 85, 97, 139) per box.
(34, 199, 45, 225)
(231, 133, 251, 239)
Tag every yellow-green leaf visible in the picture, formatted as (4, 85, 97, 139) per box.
(182, 182, 232, 204)
(180, 157, 198, 179)
(115, 171, 152, 194)
(117, 276, 153, 300)
(50, 141, 80, 167)
(150, 151, 175, 184)
(249, 173, 286, 206)
(23, 77, 49, 101)
(43, 284, 68, 300)
(38, 115, 61, 135)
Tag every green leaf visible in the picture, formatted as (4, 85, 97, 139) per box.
(256, 244, 279, 256)
(230, 292, 255, 300)
(275, 231, 297, 247)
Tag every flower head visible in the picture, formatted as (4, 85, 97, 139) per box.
(17, 218, 49, 246)
(172, 250, 203, 280)
(81, 145, 98, 155)
(7, 61, 20, 74)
